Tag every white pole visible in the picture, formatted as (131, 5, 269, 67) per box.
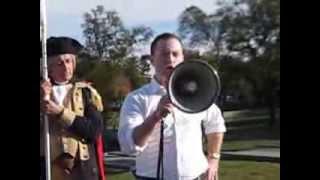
(40, 0, 51, 179)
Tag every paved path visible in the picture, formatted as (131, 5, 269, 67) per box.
(104, 152, 135, 170)
(224, 148, 279, 157)
(222, 147, 280, 163)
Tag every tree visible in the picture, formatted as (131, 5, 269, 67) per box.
(79, 5, 155, 129)
(177, 0, 280, 127)
(178, 6, 225, 65)
(81, 5, 153, 63)
(178, 5, 245, 110)
(218, 0, 280, 127)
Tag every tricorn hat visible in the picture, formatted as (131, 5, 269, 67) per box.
(40, 36, 83, 58)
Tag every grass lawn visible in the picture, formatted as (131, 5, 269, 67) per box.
(222, 139, 280, 151)
(219, 160, 279, 180)
(106, 160, 280, 180)
(107, 171, 134, 180)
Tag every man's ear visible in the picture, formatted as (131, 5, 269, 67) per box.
(150, 55, 155, 66)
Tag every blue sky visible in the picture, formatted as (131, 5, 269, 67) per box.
(46, 0, 219, 46)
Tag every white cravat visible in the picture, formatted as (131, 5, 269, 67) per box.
(52, 84, 68, 106)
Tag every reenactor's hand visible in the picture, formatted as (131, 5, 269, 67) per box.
(42, 99, 63, 115)
(40, 79, 52, 101)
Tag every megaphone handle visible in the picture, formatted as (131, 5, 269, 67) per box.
(156, 119, 164, 180)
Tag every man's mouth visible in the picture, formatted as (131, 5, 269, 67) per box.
(164, 65, 174, 75)
(165, 65, 174, 71)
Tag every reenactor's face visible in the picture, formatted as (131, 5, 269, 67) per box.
(48, 54, 76, 83)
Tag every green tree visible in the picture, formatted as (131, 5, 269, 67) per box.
(218, 0, 280, 126)
(80, 4, 153, 107)
(81, 5, 153, 63)
(79, 5, 154, 129)
(178, 6, 225, 65)
(178, 0, 280, 127)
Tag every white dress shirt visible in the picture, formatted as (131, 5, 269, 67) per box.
(118, 79, 226, 180)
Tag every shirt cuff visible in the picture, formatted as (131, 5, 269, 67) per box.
(59, 108, 76, 127)
(126, 127, 148, 154)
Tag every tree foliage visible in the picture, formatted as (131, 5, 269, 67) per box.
(178, 0, 280, 126)
(81, 5, 153, 63)
(78, 5, 154, 128)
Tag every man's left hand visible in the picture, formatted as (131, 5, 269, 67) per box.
(205, 158, 219, 180)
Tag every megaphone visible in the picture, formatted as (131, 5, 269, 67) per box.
(167, 60, 221, 113)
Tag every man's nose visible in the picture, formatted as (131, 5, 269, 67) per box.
(163, 55, 174, 66)
(61, 61, 68, 69)
(168, 53, 175, 61)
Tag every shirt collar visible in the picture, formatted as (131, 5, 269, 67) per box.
(150, 77, 167, 95)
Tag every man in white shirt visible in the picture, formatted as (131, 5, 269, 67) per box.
(118, 33, 226, 180)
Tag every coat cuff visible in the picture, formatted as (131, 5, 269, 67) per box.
(59, 108, 76, 127)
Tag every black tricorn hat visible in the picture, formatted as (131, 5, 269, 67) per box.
(40, 36, 84, 58)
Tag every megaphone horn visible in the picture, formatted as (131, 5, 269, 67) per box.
(167, 60, 221, 113)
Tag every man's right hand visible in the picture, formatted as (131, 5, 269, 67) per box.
(155, 95, 174, 120)
(132, 95, 174, 148)
(40, 79, 52, 101)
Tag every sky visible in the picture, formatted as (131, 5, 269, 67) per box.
(46, 0, 219, 46)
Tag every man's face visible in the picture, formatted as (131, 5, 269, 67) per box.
(48, 54, 76, 83)
(151, 38, 184, 87)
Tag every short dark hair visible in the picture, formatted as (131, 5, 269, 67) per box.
(150, 33, 183, 55)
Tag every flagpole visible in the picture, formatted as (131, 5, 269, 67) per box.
(40, 0, 51, 179)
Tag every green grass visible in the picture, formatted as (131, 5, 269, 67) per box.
(222, 139, 280, 151)
(106, 160, 280, 180)
(107, 172, 134, 180)
(219, 160, 280, 180)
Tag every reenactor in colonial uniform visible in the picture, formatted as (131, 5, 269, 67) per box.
(40, 37, 106, 180)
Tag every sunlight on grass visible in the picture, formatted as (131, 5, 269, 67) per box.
(106, 160, 279, 180)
